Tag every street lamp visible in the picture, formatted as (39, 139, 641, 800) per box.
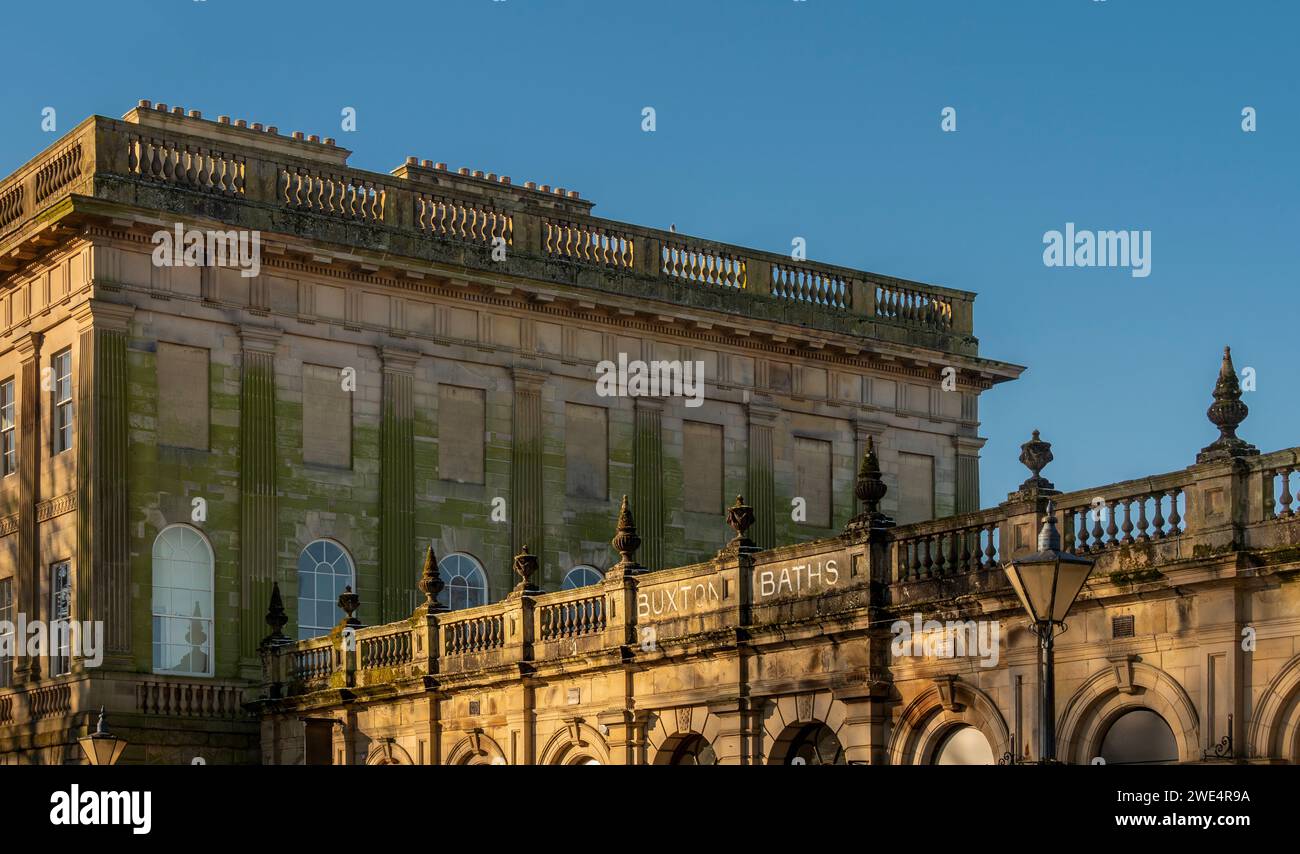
(1003, 502, 1095, 764)
(78, 706, 127, 766)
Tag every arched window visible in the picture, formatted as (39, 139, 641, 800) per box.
(785, 723, 846, 765)
(152, 525, 214, 676)
(1099, 709, 1179, 765)
(438, 553, 488, 610)
(561, 565, 604, 590)
(670, 735, 717, 766)
(298, 540, 355, 640)
(933, 725, 996, 765)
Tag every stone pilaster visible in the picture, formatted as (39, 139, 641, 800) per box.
(707, 698, 760, 764)
(954, 435, 987, 515)
(239, 326, 281, 668)
(380, 347, 419, 622)
(74, 301, 135, 665)
(510, 368, 545, 563)
(746, 398, 779, 550)
(633, 398, 664, 571)
(597, 708, 650, 765)
(12, 332, 41, 684)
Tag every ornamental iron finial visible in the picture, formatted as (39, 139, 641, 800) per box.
(513, 545, 540, 593)
(611, 495, 645, 574)
(418, 543, 448, 612)
(1197, 346, 1259, 464)
(1037, 500, 1062, 552)
(338, 586, 361, 627)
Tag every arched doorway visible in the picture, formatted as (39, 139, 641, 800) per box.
(932, 725, 996, 765)
(1099, 709, 1179, 765)
(784, 723, 845, 765)
(668, 734, 717, 765)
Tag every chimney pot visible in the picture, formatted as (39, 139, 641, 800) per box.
(218, 115, 230, 124)
(525, 181, 537, 189)
(156, 103, 168, 112)
(293, 131, 305, 140)
(435, 162, 447, 170)
(138, 100, 152, 109)
(235, 119, 248, 128)
(267, 126, 278, 134)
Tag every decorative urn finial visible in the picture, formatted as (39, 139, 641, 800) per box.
(337, 585, 361, 627)
(845, 436, 895, 535)
(418, 544, 447, 612)
(513, 545, 540, 593)
(259, 581, 289, 649)
(1197, 346, 1259, 463)
(611, 495, 645, 574)
(1009, 430, 1060, 501)
(724, 495, 756, 552)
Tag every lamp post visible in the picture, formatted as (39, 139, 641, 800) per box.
(1003, 502, 1095, 764)
(78, 706, 127, 766)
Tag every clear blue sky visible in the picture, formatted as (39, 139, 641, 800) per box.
(3, 0, 1295, 507)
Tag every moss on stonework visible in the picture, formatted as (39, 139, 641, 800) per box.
(1109, 567, 1165, 586)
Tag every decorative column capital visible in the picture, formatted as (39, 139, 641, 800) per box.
(511, 366, 548, 392)
(746, 396, 781, 426)
(380, 346, 420, 374)
(952, 435, 988, 456)
(14, 331, 43, 359)
(73, 299, 135, 333)
(239, 324, 282, 354)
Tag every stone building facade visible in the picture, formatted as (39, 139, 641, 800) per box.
(256, 352, 1300, 765)
(0, 101, 1017, 763)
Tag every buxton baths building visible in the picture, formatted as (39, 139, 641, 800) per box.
(0, 101, 1020, 763)
(258, 351, 1300, 765)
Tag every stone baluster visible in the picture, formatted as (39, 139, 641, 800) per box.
(1105, 500, 1119, 547)
(1151, 492, 1166, 538)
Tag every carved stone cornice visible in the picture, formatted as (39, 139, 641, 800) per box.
(36, 492, 76, 522)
